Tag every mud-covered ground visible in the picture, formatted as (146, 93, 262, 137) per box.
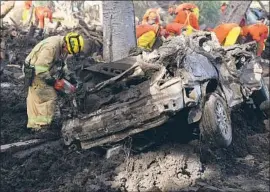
(1, 25, 269, 192)
(1, 66, 269, 192)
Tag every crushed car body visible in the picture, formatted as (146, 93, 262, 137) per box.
(62, 31, 268, 150)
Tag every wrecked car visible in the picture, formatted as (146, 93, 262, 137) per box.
(62, 31, 269, 150)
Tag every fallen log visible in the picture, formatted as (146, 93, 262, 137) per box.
(1, 139, 47, 153)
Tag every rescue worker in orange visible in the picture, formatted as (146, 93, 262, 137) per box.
(25, 0, 32, 10)
(136, 8, 166, 51)
(241, 23, 269, 56)
(167, 3, 200, 36)
(34, 6, 53, 36)
(169, 3, 199, 18)
(24, 32, 84, 137)
(212, 23, 242, 46)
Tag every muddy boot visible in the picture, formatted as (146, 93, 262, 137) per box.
(35, 126, 60, 140)
(24, 126, 60, 140)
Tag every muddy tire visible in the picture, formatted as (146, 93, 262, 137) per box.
(200, 93, 232, 148)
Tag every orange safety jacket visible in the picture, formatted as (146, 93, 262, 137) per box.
(166, 23, 185, 36)
(175, 3, 198, 14)
(241, 23, 269, 56)
(212, 23, 240, 44)
(136, 24, 159, 38)
(174, 10, 199, 30)
(35, 6, 53, 29)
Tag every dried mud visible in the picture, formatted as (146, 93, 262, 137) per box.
(1, 78, 269, 192)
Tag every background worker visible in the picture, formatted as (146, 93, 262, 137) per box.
(24, 32, 84, 138)
(241, 23, 269, 56)
(168, 3, 200, 35)
(136, 24, 160, 51)
(22, 0, 33, 25)
(168, 3, 199, 19)
(212, 23, 242, 46)
(136, 8, 165, 51)
(34, 5, 53, 36)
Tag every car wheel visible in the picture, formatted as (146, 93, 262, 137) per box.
(200, 93, 232, 148)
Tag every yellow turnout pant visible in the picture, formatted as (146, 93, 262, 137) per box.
(27, 76, 57, 129)
(137, 31, 156, 50)
(223, 26, 241, 46)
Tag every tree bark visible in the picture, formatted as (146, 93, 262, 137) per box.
(103, 0, 136, 62)
(217, 1, 252, 25)
(0, 1, 15, 19)
(256, 0, 268, 13)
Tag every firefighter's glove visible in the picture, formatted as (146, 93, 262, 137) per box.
(44, 76, 56, 86)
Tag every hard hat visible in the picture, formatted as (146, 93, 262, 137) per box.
(64, 32, 84, 54)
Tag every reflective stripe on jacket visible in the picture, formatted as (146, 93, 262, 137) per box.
(174, 10, 199, 30)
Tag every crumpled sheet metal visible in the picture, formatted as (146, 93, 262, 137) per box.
(182, 51, 218, 82)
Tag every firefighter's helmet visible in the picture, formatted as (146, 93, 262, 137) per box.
(64, 32, 84, 54)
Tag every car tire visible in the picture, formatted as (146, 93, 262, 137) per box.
(200, 92, 232, 148)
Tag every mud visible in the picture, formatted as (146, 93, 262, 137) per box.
(1, 23, 269, 192)
(1, 82, 269, 192)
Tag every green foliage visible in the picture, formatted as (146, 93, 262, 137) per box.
(189, 1, 223, 27)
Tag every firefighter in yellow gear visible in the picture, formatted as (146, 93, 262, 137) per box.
(24, 32, 84, 134)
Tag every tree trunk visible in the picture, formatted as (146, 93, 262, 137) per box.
(103, 0, 136, 62)
(256, 0, 268, 13)
(218, 1, 252, 25)
(0, 1, 15, 19)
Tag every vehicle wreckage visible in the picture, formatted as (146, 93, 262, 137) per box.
(61, 31, 269, 150)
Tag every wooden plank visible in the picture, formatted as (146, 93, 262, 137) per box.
(1, 139, 46, 153)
